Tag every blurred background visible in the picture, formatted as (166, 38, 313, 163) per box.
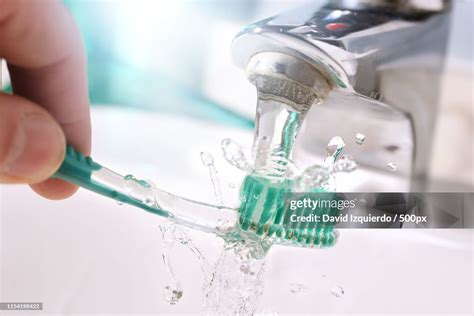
(3, 0, 321, 128)
(2, 0, 471, 124)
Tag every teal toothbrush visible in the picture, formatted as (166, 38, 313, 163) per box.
(54, 146, 338, 248)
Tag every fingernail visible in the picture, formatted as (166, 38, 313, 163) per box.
(2, 112, 65, 182)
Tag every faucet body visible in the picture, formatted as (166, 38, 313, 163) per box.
(232, 0, 451, 191)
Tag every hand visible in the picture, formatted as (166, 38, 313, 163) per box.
(0, 0, 91, 199)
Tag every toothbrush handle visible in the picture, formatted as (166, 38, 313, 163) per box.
(53, 146, 238, 234)
(53, 145, 103, 189)
(53, 145, 170, 217)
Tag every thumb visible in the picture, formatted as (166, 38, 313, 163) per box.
(0, 93, 65, 184)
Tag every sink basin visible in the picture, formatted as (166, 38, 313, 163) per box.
(0, 107, 472, 314)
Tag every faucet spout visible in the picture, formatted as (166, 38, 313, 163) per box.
(232, 1, 452, 190)
(245, 52, 332, 179)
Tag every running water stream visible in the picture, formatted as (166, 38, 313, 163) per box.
(107, 87, 363, 313)
(151, 91, 359, 313)
(117, 128, 357, 312)
(118, 121, 358, 313)
(117, 69, 365, 312)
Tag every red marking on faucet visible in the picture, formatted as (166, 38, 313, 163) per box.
(325, 23, 348, 31)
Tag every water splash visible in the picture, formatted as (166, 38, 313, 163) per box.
(149, 106, 356, 312)
(200, 152, 214, 167)
(118, 85, 353, 313)
(159, 222, 184, 305)
(221, 138, 251, 172)
(152, 131, 355, 312)
(205, 237, 267, 315)
(295, 164, 331, 191)
(151, 111, 357, 312)
(333, 154, 357, 172)
(159, 221, 211, 306)
(158, 220, 269, 314)
(200, 152, 224, 205)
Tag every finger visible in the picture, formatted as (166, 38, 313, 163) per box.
(0, 0, 91, 153)
(0, 0, 91, 198)
(0, 93, 65, 184)
(30, 178, 79, 200)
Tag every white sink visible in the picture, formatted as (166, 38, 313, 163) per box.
(1, 108, 472, 314)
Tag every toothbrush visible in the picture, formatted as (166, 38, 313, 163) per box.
(54, 146, 338, 248)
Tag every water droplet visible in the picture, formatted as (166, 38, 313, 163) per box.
(324, 136, 345, 167)
(355, 133, 365, 145)
(140, 180, 152, 188)
(228, 183, 236, 189)
(200, 152, 214, 167)
(289, 283, 306, 294)
(163, 285, 183, 305)
(331, 285, 344, 298)
(333, 154, 357, 172)
(387, 162, 397, 171)
(144, 196, 155, 207)
(145, 179, 157, 188)
(117, 201, 123, 206)
(122, 174, 154, 202)
(221, 138, 250, 171)
(124, 174, 135, 180)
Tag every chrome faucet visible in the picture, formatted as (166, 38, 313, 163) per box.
(232, 0, 452, 191)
